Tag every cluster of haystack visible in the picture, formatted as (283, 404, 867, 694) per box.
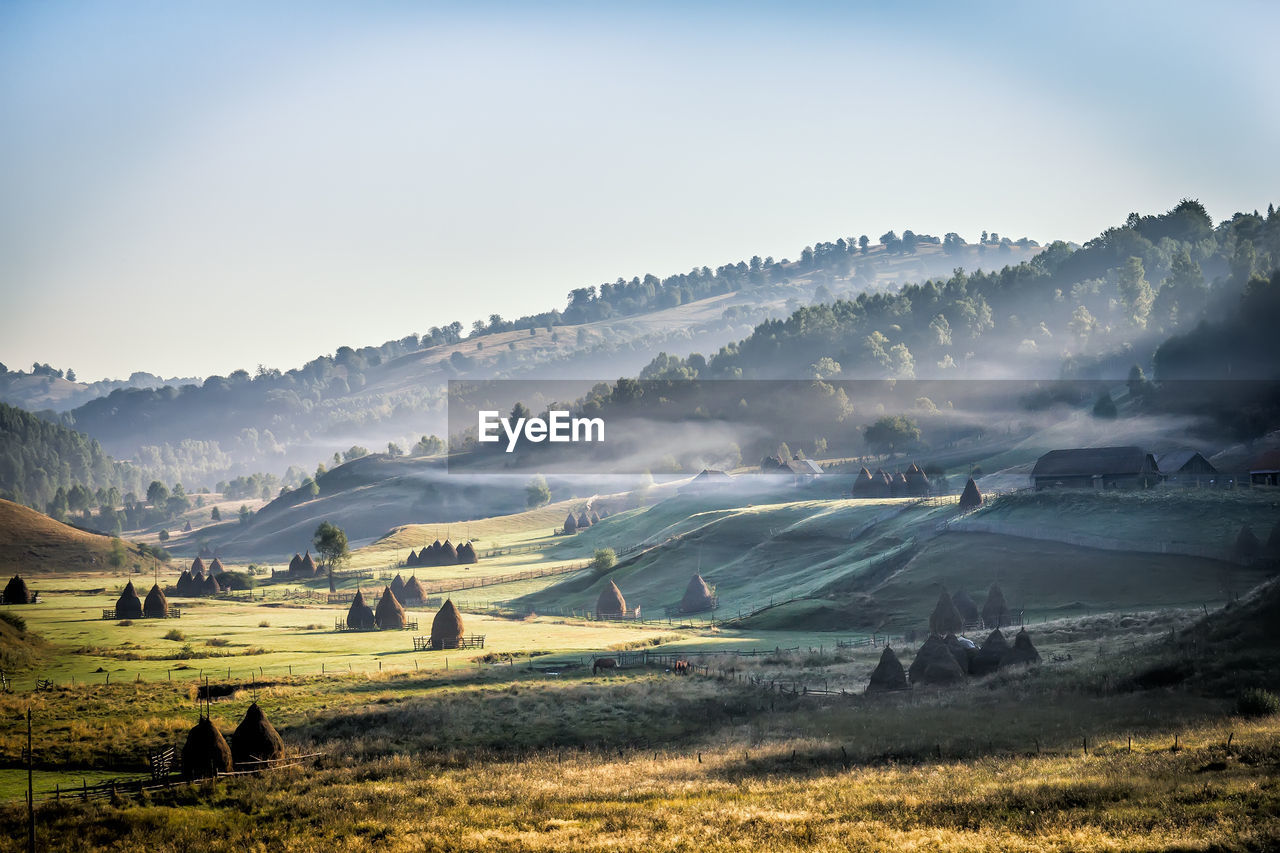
(3, 574, 32, 604)
(852, 464, 932, 499)
(345, 585, 413, 630)
(1233, 522, 1280, 562)
(429, 599, 466, 649)
(896, 627, 1039, 688)
(406, 539, 478, 567)
(181, 703, 285, 779)
(563, 506, 604, 534)
(287, 551, 322, 577)
(929, 586, 1011, 630)
(679, 574, 716, 614)
(115, 580, 174, 617)
(389, 573, 428, 607)
(175, 556, 224, 597)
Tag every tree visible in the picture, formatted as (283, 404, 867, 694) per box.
(342, 446, 369, 463)
(159, 529, 169, 542)
(238, 504, 252, 525)
(66, 369, 76, 382)
(1117, 256, 1153, 328)
(412, 435, 446, 457)
(386, 442, 404, 458)
(301, 477, 320, 499)
(525, 475, 552, 509)
(313, 521, 350, 574)
(879, 230, 901, 253)
(858, 235, 869, 255)
(863, 415, 921, 456)
(1092, 391, 1117, 419)
(591, 548, 616, 576)
(147, 480, 169, 507)
(211, 506, 221, 522)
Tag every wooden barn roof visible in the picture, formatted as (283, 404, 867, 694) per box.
(1031, 446, 1155, 478)
(1155, 449, 1215, 474)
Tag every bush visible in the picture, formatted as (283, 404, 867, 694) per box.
(206, 637, 230, 647)
(1237, 687, 1280, 717)
(0, 612, 26, 633)
(591, 548, 617, 576)
(258, 620, 270, 628)
(163, 629, 185, 641)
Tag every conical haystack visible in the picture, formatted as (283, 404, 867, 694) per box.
(929, 591, 964, 636)
(116, 581, 143, 619)
(439, 539, 458, 564)
(971, 628, 1009, 676)
(679, 574, 715, 613)
(202, 574, 221, 596)
(288, 553, 303, 574)
(143, 583, 168, 618)
(943, 633, 975, 674)
(958, 478, 982, 511)
(1234, 524, 1261, 560)
(596, 580, 626, 617)
(430, 599, 465, 649)
(427, 539, 444, 564)
(908, 635, 965, 686)
(563, 513, 578, 534)
(3, 575, 30, 605)
(301, 551, 319, 576)
(375, 585, 407, 630)
(904, 463, 930, 496)
(952, 590, 980, 625)
(209, 558, 225, 576)
(231, 702, 285, 767)
(181, 717, 233, 779)
(865, 646, 909, 693)
(589, 509, 601, 525)
(853, 467, 874, 496)
(403, 576, 427, 606)
(190, 557, 206, 576)
(407, 549, 419, 567)
(457, 541, 478, 564)
(175, 571, 193, 596)
(1000, 628, 1041, 668)
(576, 512, 592, 529)
(891, 471, 908, 497)
(346, 589, 375, 630)
(982, 583, 1009, 628)
(390, 573, 406, 602)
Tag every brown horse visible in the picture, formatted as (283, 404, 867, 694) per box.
(672, 660, 690, 675)
(592, 657, 618, 675)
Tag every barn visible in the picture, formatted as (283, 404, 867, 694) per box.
(1031, 447, 1159, 490)
(1155, 449, 1217, 486)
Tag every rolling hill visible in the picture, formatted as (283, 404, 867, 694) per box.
(0, 498, 149, 575)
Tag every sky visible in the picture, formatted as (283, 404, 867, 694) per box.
(1, 1, 1277, 382)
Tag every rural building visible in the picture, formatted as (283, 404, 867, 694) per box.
(680, 469, 734, 494)
(1030, 446, 1159, 490)
(1155, 449, 1217, 485)
(1249, 450, 1280, 487)
(785, 457, 824, 485)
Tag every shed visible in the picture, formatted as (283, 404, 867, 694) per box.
(1155, 449, 1217, 485)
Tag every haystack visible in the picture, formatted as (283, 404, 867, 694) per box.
(403, 576, 427, 606)
(439, 539, 458, 564)
(175, 571, 193, 596)
(301, 551, 319, 576)
(190, 556, 206, 576)
(390, 573, 407, 602)
(577, 512, 592, 529)
(563, 513, 578, 534)
(891, 471, 908, 497)
(209, 558, 225, 576)
(1234, 524, 1261, 560)
(905, 463, 930, 496)
(872, 469, 892, 497)
(589, 509, 601, 525)
(943, 633, 975, 674)
(3, 575, 30, 605)
(457, 541, 478, 564)
(999, 628, 1041, 668)
(430, 599, 465, 649)
(116, 581, 143, 619)
(596, 580, 627, 617)
(981, 583, 1009, 628)
(864, 646, 909, 693)
(958, 478, 982, 511)
(952, 590, 980, 625)
(970, 628, 1009, 676)
(407, 549, 419, 567)
(852, 467, 874, 496)
(181, 717, 233, 779)
(426, 539, 444, 564)
(679, 574, 715, 613)
(908, 635, 966, 685)
(202, 574, 221, 596)
(288, 553, 303, 574)
(143, 583, 168, 618)
(375, 585, 407, 630)
(231, 702, 285, 767)
(928, 591, 964, 636)
(346, 589, 376, 630)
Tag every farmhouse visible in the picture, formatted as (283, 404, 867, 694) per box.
(1155, 449, 1217, 485)
(1031, 446, 1159, 490)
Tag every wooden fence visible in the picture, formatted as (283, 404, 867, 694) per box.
(101, 607, 182, 620)
(413, 635, 486, 651)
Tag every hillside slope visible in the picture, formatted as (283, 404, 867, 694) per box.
(0, 499, 148, 575)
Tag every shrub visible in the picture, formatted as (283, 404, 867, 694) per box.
(206, 637, 230, 647)
(0, 612, 26, 633)
(591, 548, 617, 576)
(1237, 688, 1280, 718)
(117, 620, 133, 627)
(163, 629, 185, 641)
(258, 620, 270, 628)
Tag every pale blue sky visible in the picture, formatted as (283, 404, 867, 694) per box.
(2, 1, 1276, 381)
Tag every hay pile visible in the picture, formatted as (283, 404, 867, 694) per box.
(202, 574, 221, 596)
(426, 540, 444, 564)
(577, 512, 592, 529)
(209, 558, 226, 576)
(181, 717, 233, 779)
(390, 573, 407, 602)
(907, 635, 966, 685)
(852, 467, 874, 496)
(679, 574, 715, 613)
(301, 552, 319, 576)
(589, 509, 601, 525)
(116, 581, 143, 619)
(982, 583, 1009, 628)
(596, 580, 627, 616)
(346, 589, 376, 630)
(952, 590, 980, 625)
(891, 471, 908, 497)
(970, 628, 1009, 676)
(457, 541, 478, 564)
(190, 557, 206, 577)
(403, 576, 427, 606)
(375, 585, 407, 630)
(175, 571, 194, 596)
(231, 702, 284, 767)
(407, 548, 419, 566)
(430, 599, 465, 649)
(3, 575, 30, 605)
(905, 462, 930, 496)
(1000, 628, 1041, 667)
(143, 583, 168, 618)
(864, 646, 909, 693)
(288, 553, 303, 574)
(928, 591, 964, 636)
(943, 633, 975, 673)
(563, 513, 578, 534)
(439, 539, 458, 564)
(958, 478, 982, 511)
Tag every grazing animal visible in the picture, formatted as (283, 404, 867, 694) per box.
(672, 660, 690, 675)
(593, 657, 618, 675)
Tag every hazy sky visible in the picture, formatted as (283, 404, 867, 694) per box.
(2, 1, 1276, 382)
